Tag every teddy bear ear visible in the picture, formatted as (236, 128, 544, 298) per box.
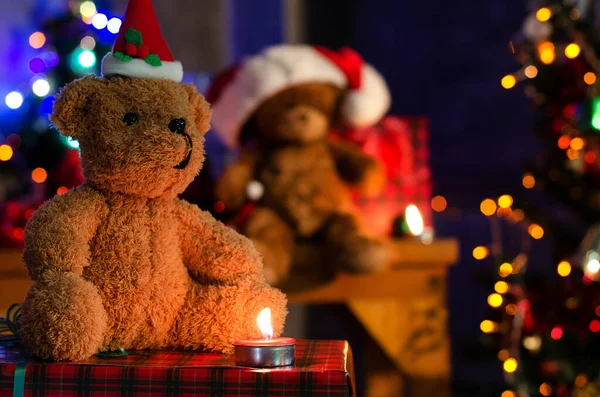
(50, 75, 103, 139)
(185, 84, 212, 136)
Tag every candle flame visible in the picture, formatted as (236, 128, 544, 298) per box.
(257, 307, 273, 340)
(405, 204, 424, 236)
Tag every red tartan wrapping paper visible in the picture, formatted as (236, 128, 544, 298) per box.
(332, 116, 432, 236)
(0, 340, 354, 397)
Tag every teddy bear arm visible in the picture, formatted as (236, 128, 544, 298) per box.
(215, 151, 257, 210)
(175, 199, 264, 284)
(23, 186, 108, 280)
(329, 140, 386, 197)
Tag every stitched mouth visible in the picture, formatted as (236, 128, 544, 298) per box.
(174, 132, 193, 170)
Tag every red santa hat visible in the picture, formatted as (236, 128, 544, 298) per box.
(101, 0, 183, 82)
(207, 45, 391, 148)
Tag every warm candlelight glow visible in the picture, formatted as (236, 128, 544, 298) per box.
(257, 307, 273, 340)
(405, 204, 424, 236)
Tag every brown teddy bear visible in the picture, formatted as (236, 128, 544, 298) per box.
(19, 0, 287, 361)
(209, 45, 398, 286)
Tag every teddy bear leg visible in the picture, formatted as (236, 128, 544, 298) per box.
(19, 270, 108, 361)
(322, 212, 393, 273)
(170, 282, 287, 353)
(244, 207, 295, 286)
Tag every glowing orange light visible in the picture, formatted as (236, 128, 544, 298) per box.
(214, 201, 225, 213)
(0, 144, 13, 161)
(536, 7, 552, 22)
(506, 304, 518, 315)
(503, 358, 518, 373)
(558, 135, 571, 149)
(488, 293, 503, 308)
(575, 374, 588, 388)
(512, 209, 525, 222)
(570, 137, 585, 150)
(557, 261, 571, 277)
(524, 65, 538, 78)
(498, 194, 513, 209)
(29, 32, 46, 49)
(567, 148, 580, 160)
(56, 186, 68, 195)
(528, 224, 544, 239)
(431, 195, 447, 212)
(480, 320, 495, 333)
(538, 41, 555, 64)
(499, 263, 513, 277)
(585, 151, 596, 164)
(31, 167, 47, 183)
(501, 75, 516, 89)
(501, 392, 516, 397)
(590, 320, 600, 333)
(494, 281, 509, 294)
(584, 72, 597, 85)
(473, 246, 489, 260)
(480, 198, 497, 216)
(565, 43, 581, 59)
(539, 383, 552, 396)
(522, 174, 536, 188)
(498, 349, 510, 361)
(550, 326, 563, 340)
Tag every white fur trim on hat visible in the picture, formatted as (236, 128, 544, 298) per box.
(101, 53, 184, 82)
(210, 45, 390, 148)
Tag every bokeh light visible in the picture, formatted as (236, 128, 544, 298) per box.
(494, 281, 509, 294)
(557, 261, 571, 277)
(80, 36, 96, 50)
(480, 320, 495, 333)
(564, 43, 581, 58)
(590, 320, 600, 333)
(78, 50, 97, 68)
(497, 349, 510, 361)
(29, 32, 46, 49)
(512, 209, 525, 222)
(41, 51, 60, 68)
(5, 91, 24, 109)
(29, 58, 46, 74)
(503, 358, 518, 373)
(501, 391, 516, 397)
(92, 13, 108, 29)
(501, 75, 516, 89)
(539, 383, 552, 396)
(523, 335, 542, 351)
(32, 78, 50, 97)
(498, 194, 513, 208)
(80, 1, 97, 18)
(66, 137, 80, 149)
(570, 137, 584, 150)
(558, 135, 571, 149)
(0, 145, 13, 161)
(584, 72, 596, 85)
(536, 7, 552, 22)
(575, 374, 588, 388)
(584, 151, 596, 164)
(488, 293, 503, 308)
(480, 198, 497, 216)
(107, 18, 122, 34)
(56, 186, 68, 195)
(550, 326, 563, 340)
(524, 65, 538, 78)
(528, 224, 544, 239)
(522, 173, 536, 188)
(31, 167, 47, 183)
(505, 304, 518, 315)
(472, 246, 489, 260)
(431, 195, 447, 212)
(538, 41, 555, 64)
(499, 263, 513, 277)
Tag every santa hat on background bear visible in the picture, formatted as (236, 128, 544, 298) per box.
(101, 0, 183, 82)
(207, 45, 391, 148)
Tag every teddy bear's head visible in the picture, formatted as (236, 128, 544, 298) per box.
(51, 75, 210, 198)
(240, 83, 343, 146)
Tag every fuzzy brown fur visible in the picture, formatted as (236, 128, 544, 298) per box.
(216, 83, 396, 286)
(20, 75, 287, 361)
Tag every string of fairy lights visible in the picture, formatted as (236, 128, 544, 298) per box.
(0, 1, 120, 189)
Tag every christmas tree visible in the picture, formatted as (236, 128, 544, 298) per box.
(476, 1, 600, 396)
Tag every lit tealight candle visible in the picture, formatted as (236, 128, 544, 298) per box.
(234, 307, 296, 367)
(405, 204, 434, 244)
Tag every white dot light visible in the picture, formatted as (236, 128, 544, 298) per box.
(587, 258, 600, 273)
(107, 18, 122, 34)
(246, 180, 264, 201)
(32, 79, 50, 97)
(78, 50, 96, 68)
(91, 13, 108, 29)
(5, 91, 24, 109)
(80, 36, 96, 50)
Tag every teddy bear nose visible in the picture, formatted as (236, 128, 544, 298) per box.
(168, 118, 186, 134)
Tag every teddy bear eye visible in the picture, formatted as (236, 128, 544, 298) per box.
(123, 113, 139, 126)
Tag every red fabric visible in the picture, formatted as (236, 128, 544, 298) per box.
(332, 116, 432, 236)
(0, 340, 354, 397)
(112, 0, 174, 62)
(206, 64, 241, 105)
(314, 47, 363, 89)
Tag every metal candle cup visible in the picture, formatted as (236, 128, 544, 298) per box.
(234, 337, 296, 367)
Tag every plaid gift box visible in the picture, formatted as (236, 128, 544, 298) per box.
(333, 116, 432, 236)
(0, 340, 354, 397)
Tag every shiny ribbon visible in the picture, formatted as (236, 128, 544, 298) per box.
(12, 361, 27, 397)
